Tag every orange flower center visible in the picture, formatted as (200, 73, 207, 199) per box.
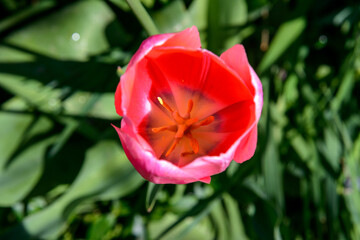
(152, 97, 214, 158)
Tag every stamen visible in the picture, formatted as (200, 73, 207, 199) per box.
(198, 116, 215, 126)
(172, 111, 185, 123)
(186, 133, 199, 154)
(187, 99, 193, 114)
(152, 97, 214, 160)
(185, 118, 198, 126)
(175, 124, 187, 138)
(165, 138, 180, 157)
(152, 125, 177, 133)
(157, 97, 173, 113)
(192, 116, 214, 130)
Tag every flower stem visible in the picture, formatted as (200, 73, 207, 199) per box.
(126, 0, 159, 36)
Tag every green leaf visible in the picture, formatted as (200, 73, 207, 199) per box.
(263, 128, 284, 210)
(63, 92, 118, 120)
(4, 1, 114, 60)
(344, 134, 360, 239)
(0, 1, 55, 34)
(218, 0, 247, 27)
(211, 198, 229, 240)
(149, 209, 214, 240)
(317, 127, 342, 173)
(188, 0, 209, 30)
(223, 193, 249, 240)
(126, 0, 159, 35)
(146, 182, 163, 212)
(1, 141, 143, 239)
(331, 69, 355, 112)
(154, 193, 220, 240)
(0, 100, 54, 206)
(283, 74, 299, 109)
(258, 17, 306, 74)
(152, 0, 192, 33)
(86, 214, 116, 240)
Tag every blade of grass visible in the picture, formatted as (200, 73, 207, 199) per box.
(146, 182, 163, 212)
(257, 17, 306, 74)
(126, 0, 159, 35)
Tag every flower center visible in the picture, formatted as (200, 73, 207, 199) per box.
(152, 97, 214, 158)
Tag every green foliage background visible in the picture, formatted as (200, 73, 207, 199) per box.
(0, 0, 359, 239)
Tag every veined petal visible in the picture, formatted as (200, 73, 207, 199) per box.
(145, 48, 253, 119)
(188, 100, 255, 157)
(220, 44, 254, 96)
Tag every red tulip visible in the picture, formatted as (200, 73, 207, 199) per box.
(113, 26, 263, 184)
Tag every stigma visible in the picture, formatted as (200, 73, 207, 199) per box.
(152, 97, 214, 158)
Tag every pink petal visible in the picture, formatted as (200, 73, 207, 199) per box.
(115, 26, 201, 117)
(114, 79, 124, 116)
(220, 44, 254, 96)
(117, 60, 152, 126)
(199, 177, 211, 184)
(250, 66, 263, 121)
(233, 125, 258, 163)
(233, 67, 263, 163)
(128, 26, 201, 70)
(161, 26, 201, 49)
(113, 120, 214, 184)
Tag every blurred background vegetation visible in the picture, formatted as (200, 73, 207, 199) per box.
(0, 0, 359, 239)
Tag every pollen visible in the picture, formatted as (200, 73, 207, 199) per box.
(152, 97, 214, 158)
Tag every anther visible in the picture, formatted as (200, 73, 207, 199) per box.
(157, 97, 173, 113)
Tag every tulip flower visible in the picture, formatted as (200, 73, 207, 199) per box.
(113, 26, 263, 184)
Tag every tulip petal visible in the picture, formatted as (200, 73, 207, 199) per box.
(220, 44, 254, 96)
(129, 26, 201, 70)
(181, 148, 233, 179)
(199, 176, 211, 184)
(114, 26, 263, 184)
(115, 27, 201, 117)
(114, 78, 124, 116)
(250, 66, 263, 121)
(113, 120, 214, 184)
(189, 100, 255, 157)
(233, 67, 263, 163)
(234, 125, 258, 163)
(161, 25, 201, 49)
(117, 60, 152, 126)
(146, 48, 253, 119)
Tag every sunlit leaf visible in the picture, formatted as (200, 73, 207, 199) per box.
(1, 141, 143, 239)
